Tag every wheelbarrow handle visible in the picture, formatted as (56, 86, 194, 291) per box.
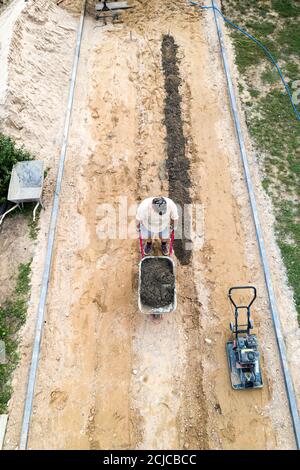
(169, 229, 175, 256)
(139, 229, 145, 258)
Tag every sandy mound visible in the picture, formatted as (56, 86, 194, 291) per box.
(0, 0, 77, 164)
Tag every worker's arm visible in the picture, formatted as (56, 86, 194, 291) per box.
(136, 201, 144, 230)
(170, 218, 178, 230)
(136, 212, 142, 230)
(170, 201, 179, 230)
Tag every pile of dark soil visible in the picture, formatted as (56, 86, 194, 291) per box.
(161, 34, 192, 266)
(140, 257, 175, 308)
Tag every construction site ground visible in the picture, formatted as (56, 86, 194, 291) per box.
(1, 0, 300, 450)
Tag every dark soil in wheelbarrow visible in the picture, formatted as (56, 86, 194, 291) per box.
(140, 257, 175, 308)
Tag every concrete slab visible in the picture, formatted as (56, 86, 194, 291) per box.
(8, 160, 44, 203)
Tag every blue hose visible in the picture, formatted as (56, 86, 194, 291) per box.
(188, 0, 300, 122)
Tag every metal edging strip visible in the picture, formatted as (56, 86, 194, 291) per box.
(19, 0, 87, 450)
(211, 0, 300, 449)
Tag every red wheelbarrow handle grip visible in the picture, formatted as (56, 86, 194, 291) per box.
(169, 229, 175, 256)
(139, 229, 145, 258)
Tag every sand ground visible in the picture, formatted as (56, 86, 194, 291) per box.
(1, 0, 299, 449)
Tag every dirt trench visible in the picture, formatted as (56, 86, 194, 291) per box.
(161, 34, 192, 266)
(3, 0, 297, 449)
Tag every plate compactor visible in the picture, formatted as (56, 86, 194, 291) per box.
(226, 286, 263, 390)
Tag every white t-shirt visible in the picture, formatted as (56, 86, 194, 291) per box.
(136, 197, 179, 232)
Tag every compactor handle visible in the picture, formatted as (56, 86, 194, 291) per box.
(228, 286, 257, 309)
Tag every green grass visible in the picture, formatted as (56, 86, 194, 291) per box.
(223, 0, 300, 321)
(277, 21, 300, 55)
(245, 20, 276, 37)
(15, 262, 31, 295)
(19, 201, 42, 240)
(249, 88, 260, 98)
(0, 134, 36, 411)
(261, 67, 279, 85)
(231, 31, 265, 72)
(271, 0, 300, 18)
(28, 207, 41, 241)
(277, 200, 300, 312)
(0, 261, 31, 413)
(225, 0, 270, 17)
(229, 27, 279, 74)
(284, 61, 299, 81)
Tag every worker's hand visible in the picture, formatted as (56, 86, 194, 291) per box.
(170, 219, 177, 231)
(136, 222, 141, 232)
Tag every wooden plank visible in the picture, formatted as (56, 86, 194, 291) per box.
(95, 2, 131, 11)
(0, 415, 8, 450)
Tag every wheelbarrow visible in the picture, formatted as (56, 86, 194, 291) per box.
(138, 229, 177, 321)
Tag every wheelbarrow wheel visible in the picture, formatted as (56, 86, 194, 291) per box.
(150, 314, 162, 323)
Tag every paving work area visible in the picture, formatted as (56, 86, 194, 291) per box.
(1, 0, 300, 450)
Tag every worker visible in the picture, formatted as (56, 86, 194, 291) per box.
(136, 196, 179, 255)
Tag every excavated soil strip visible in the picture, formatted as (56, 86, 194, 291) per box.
(161, 35, 192, 266)
(161, 33, 208, 449)
(140, 257, 175, 308)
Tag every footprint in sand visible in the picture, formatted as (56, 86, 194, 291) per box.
(50, 390, 68, 411)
